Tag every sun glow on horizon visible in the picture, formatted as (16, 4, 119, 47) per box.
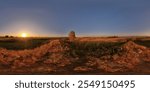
(21, 33, 28, 38)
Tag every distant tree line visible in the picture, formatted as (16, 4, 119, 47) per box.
(5, 35, 14, 38)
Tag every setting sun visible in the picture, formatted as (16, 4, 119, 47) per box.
(21, 33, 28, 38)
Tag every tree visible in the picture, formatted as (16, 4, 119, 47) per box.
(69, 31, 76, 41)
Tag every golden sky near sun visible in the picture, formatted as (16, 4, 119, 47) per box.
(21, 33, 28, 37)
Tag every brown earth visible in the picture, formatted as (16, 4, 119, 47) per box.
(0, 39, 150, 75)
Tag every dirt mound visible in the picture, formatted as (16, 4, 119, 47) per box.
(0, 40, 72, 68)
(79, 41, 150, 73)
(122, 41, 147, 53)
(96, 41, 150, 73)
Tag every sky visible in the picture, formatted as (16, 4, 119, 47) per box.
(0, 0, 150, 37)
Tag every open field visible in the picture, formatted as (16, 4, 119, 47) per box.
(0, 36, 150, 75)
(0, 37, 66, 50)
(0, 36, 150, 50)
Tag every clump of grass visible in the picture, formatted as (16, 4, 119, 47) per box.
(69, 41, 124, 58)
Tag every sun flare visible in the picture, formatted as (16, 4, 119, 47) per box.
(21, 33, 28, 38)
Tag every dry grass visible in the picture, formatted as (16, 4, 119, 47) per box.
(0, 37, 150, 74)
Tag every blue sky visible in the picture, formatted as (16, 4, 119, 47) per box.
(0, 0, 150, 37)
